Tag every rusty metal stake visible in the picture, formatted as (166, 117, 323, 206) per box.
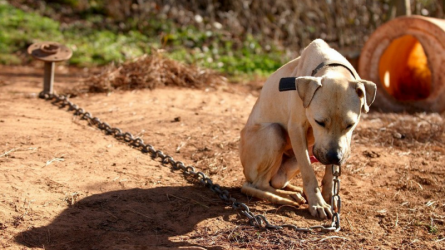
(43, 61, 55, 95)
(27, 42, 72, 98)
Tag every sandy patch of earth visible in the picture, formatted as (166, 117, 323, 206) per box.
(0, 66, 444, 249)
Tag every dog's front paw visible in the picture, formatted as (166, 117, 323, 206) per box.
(308, 200, 332, 219)
(307, 188, 333, 219)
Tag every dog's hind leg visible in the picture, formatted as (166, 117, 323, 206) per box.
(240, 123, 305, 205)
(241, 182, 301, 206)
(240, 123, 286, 185)
(270, 155, 306, 204)
(270, 155, 299, 189)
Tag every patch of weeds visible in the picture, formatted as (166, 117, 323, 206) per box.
(0, 2, 153, 66)
(413, 219, 440, 234)
(0, 54, 21, 65)
(64, 29, 151, 66)
(428, 224, 438, 234)
(168, 34, 284, 76)
(0, 2, 62, 63)
(1, 2, 286, 76)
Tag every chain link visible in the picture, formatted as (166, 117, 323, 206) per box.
(40, 92, 341, 233)
(330, 164, 342, 232)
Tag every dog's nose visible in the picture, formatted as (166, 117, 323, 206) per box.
(326, 150, 342, 165)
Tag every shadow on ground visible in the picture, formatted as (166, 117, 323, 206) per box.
(15, 186, 235, 250)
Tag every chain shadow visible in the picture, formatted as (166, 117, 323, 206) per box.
(14, 185, 238, 250)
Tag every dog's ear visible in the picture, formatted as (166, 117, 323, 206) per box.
(295, 76, 322, 108)
(355, 80, 377, 113)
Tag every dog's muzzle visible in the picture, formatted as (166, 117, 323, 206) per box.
(313, 146, 346, 166)
(325, 150, 343, 165)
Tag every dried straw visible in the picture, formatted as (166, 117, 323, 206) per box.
(81, 51, 227, 93)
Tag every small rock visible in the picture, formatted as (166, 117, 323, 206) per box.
(393, 132, 403, 139)
(363, 150, 380, 158)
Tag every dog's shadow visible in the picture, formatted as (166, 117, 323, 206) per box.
(14, 183, 320, 249)
(14, 185, 239, 250)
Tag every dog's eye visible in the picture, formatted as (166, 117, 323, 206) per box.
(346, 123, 355, 130)
(315, 120, 325, 127)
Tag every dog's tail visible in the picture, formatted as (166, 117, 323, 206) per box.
(241, 182, 301, 206)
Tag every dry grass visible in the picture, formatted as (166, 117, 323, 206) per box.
(80, 51, 228, 93)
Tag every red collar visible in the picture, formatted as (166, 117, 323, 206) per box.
(310, 156, 319, 163)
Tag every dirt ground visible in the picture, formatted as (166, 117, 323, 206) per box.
(0, 65, 444, 250)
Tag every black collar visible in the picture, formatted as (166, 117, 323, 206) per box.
(278, 61, 356, 92)
(311, 61, 356, 79)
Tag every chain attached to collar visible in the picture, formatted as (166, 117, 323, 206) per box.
(331, 164, 342, 231)
(40, 92, 341, 233)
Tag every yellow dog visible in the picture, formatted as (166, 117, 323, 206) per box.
(240, 39, 376, 219)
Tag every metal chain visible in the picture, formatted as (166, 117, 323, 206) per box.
(40, 92, 341, 233)
(332, 165, 342, 231)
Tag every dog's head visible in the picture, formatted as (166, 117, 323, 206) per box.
(295, 75, 376, 166)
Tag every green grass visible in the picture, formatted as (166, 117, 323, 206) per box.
(0, 1, 286, 76)
(0, 2, 62, 63)
(428, 224, 438, 234)
(64, 30, 151, 65)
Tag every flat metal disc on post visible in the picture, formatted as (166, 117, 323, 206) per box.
(27, 42, 72, 62)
